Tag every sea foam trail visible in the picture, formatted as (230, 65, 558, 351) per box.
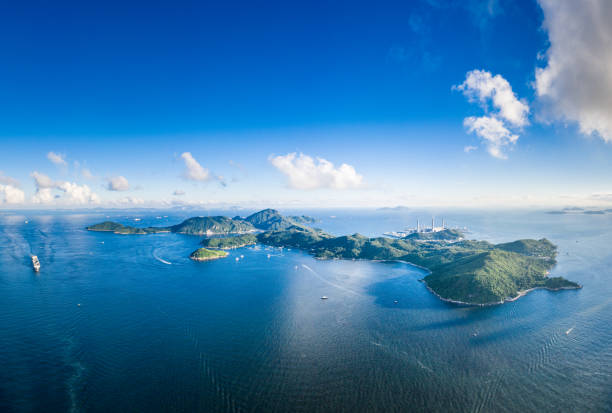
(152, 249, 172, 265)
(300, 264, 361, 296)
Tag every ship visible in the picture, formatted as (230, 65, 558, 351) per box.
(31, 255, 40, 272)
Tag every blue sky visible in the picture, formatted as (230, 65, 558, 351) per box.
(1, 0, 612, 208)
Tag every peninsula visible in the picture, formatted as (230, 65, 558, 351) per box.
(87, 209, 581, 305)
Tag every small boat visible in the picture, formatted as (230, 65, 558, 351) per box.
(31, 255, 40, 272)
(320, 296, 328, 300)
(24, 220, 28, 224)
(393, 300, 399, 304)
(235, 257, 240, 261)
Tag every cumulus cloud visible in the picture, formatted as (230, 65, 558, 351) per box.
(107, 176, 130, 191)
(57, 182, 100, 204)
(173, 189, 185, 196)
(455, 69, 529, 127)
(463, 116, 518, 159)
(181, 152, 211, 181)
(31, 171, 99, 205)
(535, 0, 612, 141)
(269, 153, 364, 190)
(463, 145, 478, 153)
(0, 184, 25, 204)
(47, 151, 67, 166)
(31, 171, 55, 189)
(0, 172, 20, 187)
(455, 69, 528, 158)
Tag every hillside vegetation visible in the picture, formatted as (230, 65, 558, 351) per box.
(201, 234, 257, 249)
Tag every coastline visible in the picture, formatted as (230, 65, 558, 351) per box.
(286, 251, 581, 307)
(420, 279, 582, 307)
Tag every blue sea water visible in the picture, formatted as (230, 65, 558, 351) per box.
(0, 209, 611, 412)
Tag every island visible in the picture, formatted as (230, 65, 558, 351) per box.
(190, 248, 229, 261)
(87, 209, 581, 305)
(87, 209, 315, 235)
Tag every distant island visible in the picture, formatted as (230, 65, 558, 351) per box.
(87, 209, 581, 306)
(546, 207, 611, 215)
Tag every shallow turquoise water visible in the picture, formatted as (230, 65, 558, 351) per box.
(0, 210, 610, 412)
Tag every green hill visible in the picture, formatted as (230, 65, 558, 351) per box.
(169, 216, 255, 235)
(422, 249, 574, 304)
(201, 234, 257, 249)
(495, 238, 557, 260)
(257, 226, 333, 249)
(244, 208, 312, 231)
(86, 221, 168, 234)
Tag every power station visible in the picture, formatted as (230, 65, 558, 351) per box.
(384, 217, 448, 238)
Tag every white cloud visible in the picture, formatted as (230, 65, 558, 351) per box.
(463, 116, 518, 159)
(31, 171, 55, 189)
(0, 172, 20, 187)
(455, 69, 529, 127)
(0, 184, 25, 204)
(463, 145, 478, 153)
(181, 152, 211, 181)
(269, 153, 364, 190)
(47, 151, 67, 166)
(173, 189, 185, 196)
(82, 168, 94, 180)
(535, 0, 612, 142)
(57, 182, 100, 204)
(107, 176, 130, 191)
(455, 70, 527, 158)
(31, 171, 99, 205)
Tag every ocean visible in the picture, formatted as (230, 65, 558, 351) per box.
(0, 209, 610, 412)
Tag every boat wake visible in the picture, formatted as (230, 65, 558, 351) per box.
(300, 264, 361, 296)
(152, 249, 172, 265)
